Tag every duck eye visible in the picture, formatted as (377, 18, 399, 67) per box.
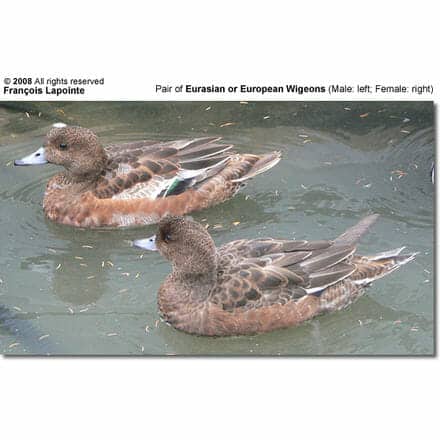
(59, 143, 68, 150)
(164, 233, 172, 243)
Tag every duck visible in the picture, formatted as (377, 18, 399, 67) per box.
(14, 124, 281, 228)
(133, 215, 417, 336)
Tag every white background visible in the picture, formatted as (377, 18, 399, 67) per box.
(1, 1, 438, 439)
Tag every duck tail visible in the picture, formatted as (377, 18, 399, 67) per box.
(354, 247, 419, 283)
(231, 151, 281, 183)
(317, 248, 417, 313)
(365, 246, 416, 263)
(333, 214, 380, 246)
(316, 235, 417, 313)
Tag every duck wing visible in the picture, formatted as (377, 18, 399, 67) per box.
(218, 238, 332, 261)
(213, 242, 357, 311)
(95, 138, 233, 199)
(214, 215, 384, 311)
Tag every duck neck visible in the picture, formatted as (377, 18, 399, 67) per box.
(172, 253, 218, 301)
(76, 170, 103, 183)
(66, 149, 108, 184)
(174, 273, 216, 303)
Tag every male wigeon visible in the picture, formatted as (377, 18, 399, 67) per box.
(14, 124, 281, 227)
(134, 215, 416, 336)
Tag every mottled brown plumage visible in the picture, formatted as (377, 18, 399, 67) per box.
(15, 125, 281, 228)
(135, 215, 417, 336)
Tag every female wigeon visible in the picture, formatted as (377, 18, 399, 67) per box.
(14, 124, 281, 228)
(134, 215, 416, 336)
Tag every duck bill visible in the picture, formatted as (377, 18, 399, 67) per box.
(133, 235, 158, 251)
(14, 147, 48, 166)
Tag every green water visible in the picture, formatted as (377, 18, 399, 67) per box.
(0, 101, 434, 355)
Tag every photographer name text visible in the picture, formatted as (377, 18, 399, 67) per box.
(2, 77, 105, 96)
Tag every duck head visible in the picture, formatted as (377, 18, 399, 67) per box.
(134, 216, 218, 276)
(15, 124, 107, 180)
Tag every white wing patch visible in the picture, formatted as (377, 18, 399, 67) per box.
(117, 163, 135, 174)
(112, 175, 175, 200)
(111, 213, 160, 226)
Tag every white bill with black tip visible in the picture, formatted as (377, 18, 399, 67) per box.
(133, 235, 158, 251)
(14, 147, 48, 166)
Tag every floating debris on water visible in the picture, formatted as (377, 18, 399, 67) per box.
(81, 245, 94, 249)
(38, 334, 50, 341)
(359, 113, 369, 118)
(56, 263, 62, 270)
(107, 333, 118, 337)
(391, 169, 407, 179)
(219, 122, 236, 128)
